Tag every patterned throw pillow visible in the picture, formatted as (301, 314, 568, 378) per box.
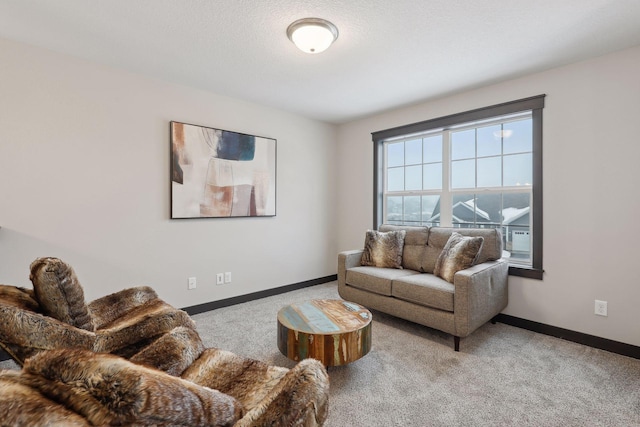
(29, 257, 95, 332)
(361, 230, 406, 269)
(434, 232, 484, 283)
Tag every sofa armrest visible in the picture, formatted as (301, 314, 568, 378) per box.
(338, 250, 363, 287)
(452, 259, 509, 337)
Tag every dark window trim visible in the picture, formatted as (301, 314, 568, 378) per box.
(372, 95, 545, 280)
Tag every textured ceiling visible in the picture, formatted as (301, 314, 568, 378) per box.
(1, 0, 640, 123)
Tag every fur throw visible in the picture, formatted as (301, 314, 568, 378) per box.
(0, 284, 40, 312)
(0, 369, 90, 426)
(0, 279, 199, 371)
(0, 347, 330, 427)
(88, 285, 161, 329)
(15, 348, 244, 426)
(130, 325, 205, 376)
(183, 348, 330, 426)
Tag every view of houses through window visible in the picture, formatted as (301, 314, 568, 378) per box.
(383, 112, 533, 265)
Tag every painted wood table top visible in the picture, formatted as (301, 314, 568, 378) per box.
(277, 299, 372, 367)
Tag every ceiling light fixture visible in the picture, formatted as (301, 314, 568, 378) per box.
(493, 129, 513, 139)
(287, 18, 338, 54)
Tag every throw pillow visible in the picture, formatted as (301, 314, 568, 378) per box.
(23, 349, 244, 426)
(434, 232, 484, 283)
(361, 229, 406, 269)
(29, 257, 95, 332)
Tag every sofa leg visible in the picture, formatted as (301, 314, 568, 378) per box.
(491, 315, 498, 325)
(454, 336, 460, 352)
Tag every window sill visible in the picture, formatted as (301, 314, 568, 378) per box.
(508, 265, 543, 280)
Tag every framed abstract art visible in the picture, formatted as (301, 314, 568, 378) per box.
(170, 121, 276, 218)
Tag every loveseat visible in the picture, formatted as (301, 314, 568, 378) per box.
(338, 225, 509, 351)
(0, 257, 330, 426)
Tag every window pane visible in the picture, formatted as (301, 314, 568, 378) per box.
(422, 195, 440, 225)
(405, 139, 422, 165)
(451, 159, 475, 189)
(475, 193, 501, 227)
(387, 167, 404, 191)
(404, 196, 421, 223)
(451, 194, 476, 227)
(477, 125, 502, 157)
(451, 129, 475, 160)
(477, 156, 501, 187)
(405, 165, 422, 190)
(423, 135, 442, 163)
(423, 163, 442, 190)
(386, 196, 403, 224)
(387, 142, 404, 167)
(502, 192, 531, 263)
(503, 119, 532, 154)
(503, 153, 532, 186)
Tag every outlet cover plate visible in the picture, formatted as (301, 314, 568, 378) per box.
(216, 273, 224, 285)
(595, 300, 607, 316)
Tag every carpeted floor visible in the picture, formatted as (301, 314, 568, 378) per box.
(190, 282, 640, 427)
(1, 281, 638, 426)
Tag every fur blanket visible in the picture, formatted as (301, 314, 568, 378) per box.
(183, 348, 330, 426)
(0, 347, 329, 426)
(0, 349, 243, 426)
(0, 281, 198, 368)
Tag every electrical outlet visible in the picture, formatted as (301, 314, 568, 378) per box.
(595, 300, 607, 316)
(216, 273, 224, 285)
(188, 277, 197, 290)
(224, 272, 232, 283)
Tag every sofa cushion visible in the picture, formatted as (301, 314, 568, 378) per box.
(29, 257, 95, 332)
(392, 274, 455, 312)
(346, 266, 419, 296)
(434, 232, 484, 283)
(23, 348, 244, 427)
(380, 225, 429, 271)
(361, 229, 406, 269)
(423, 227, 503, 273)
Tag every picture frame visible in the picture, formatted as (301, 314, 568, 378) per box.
(170, 121, 276, 219)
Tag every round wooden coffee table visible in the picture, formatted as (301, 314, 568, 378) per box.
(277, 299, 372, 367)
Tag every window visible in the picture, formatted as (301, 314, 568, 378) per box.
(373, 95, 545, 279)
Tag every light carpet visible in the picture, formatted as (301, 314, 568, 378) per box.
(1, 281, 638, 426)
(191, 282, 639, 427)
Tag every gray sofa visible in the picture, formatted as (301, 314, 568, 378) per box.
(338, 225, 509, 351)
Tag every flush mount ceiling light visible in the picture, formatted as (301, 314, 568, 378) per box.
(493, 129, 513, 139)
(287, 18, 339, 54)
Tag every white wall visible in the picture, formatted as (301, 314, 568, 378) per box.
(0, 38, 338, 308)
(337, 45, 640, 347)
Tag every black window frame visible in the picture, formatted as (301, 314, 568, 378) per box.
(372, 95, 545, 280)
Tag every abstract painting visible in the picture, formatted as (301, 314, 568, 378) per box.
(170, 121, 276, 218)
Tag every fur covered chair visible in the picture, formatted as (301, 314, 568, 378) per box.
(0, 257, 197, 367)
(0, 257, 330, 426)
